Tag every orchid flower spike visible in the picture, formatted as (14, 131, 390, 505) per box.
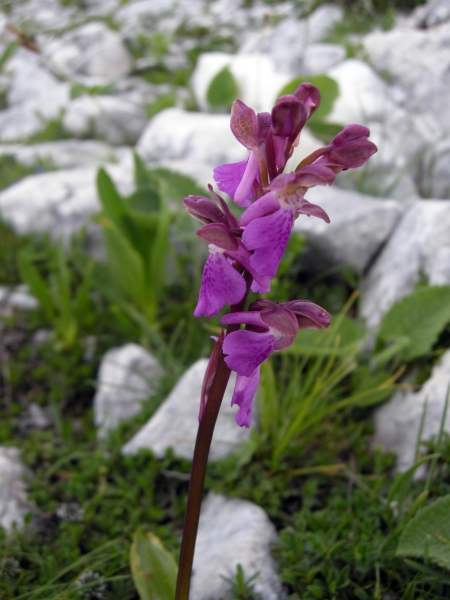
(221, 299, 330, 427)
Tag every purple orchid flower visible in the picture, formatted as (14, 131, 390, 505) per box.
(183, 188, 270, 317)
(221, 299, 330, 427)
(213, 100, 271, 206)
(239, 164, 334, 280)
(295, 124, 378, 173)
(268, 83, 321, 176)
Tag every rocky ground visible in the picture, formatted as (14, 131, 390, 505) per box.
(1, 0, 450, 598)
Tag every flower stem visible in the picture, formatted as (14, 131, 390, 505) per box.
(175, 272, 252, 600)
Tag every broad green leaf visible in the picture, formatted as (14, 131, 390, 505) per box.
(276, 75, 339, 121)
(130, 531, 177, 600)
(129, 153, 161, 213)
(18, 250, 54, 320)
(387, 455, 439, 508)
(101, 220, 147, 310)
(397, 495, 450, 569)
(152, 168, 207, 201)
(207, 65, 240, 112)
(97, 168, 130, 227)
(377, 286, 450, 361)
(307, 120, 343, 143)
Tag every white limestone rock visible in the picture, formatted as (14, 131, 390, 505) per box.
(94, 344, 162, 439)
(45, 21, 132, 80)
(419, 137, 450, 199)
(191, 52, 292, 113)
(191, 493, 283, 600)
(239, 5, 344, 74)
(361, 200, 450, 329)
(122, 358, 251, 461)
(0, 140, 124, 170)
(363, 24, 450, 145)
(0, 153, 134, 237)
(374, 350, 450, 473)
(0, 285, 39, 312)
(63, 95, 147, 145)
(0, 447, 32, 533)
(302, 43, 346, 76)
(293, 186, 405, 273)
(136, 108, 243, 168)
(409, 0, 450, 28)
(325, 59, 422, 198)
(0, 50, 70, 141)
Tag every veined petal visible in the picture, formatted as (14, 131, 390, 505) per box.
(243, 209, 295, 279)
(231, 99, 258, 149)
(239, 191, 280, 227)
(283, 299, 331, 330)
(234, 150, 259, 207)
(213, 159, 248, 200)
(221, 310, 266, 329)
(194, 249, 246, 317)
(223, 329, 277, 376)
(231, 366, 260, 428)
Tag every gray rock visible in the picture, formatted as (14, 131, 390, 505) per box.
(0, 50, 70, 142)
(419, 137, 450, 199)
(361, 200, 450, 329)
(63, 95, 147, 145)
(0, 447, 32, 533)
(122, 358, 252, 461)
(0, 285, 39, 312)
(374, 350, 450, 473)
(325, 59, 421, 198)
(0, 140, 124, 170)
(293, 186, 404, 273)
(191, 52, 291, 113)
(19, 403, 52, 431)
(45, 21, 132, 80)
(191, 493, 283, 600)
(410, 0, 450, 28)
(240, 5, 343, 75)
(136, 108, 243, 169)
(94, 343, 162, 439)
(363, 24, 450, 145)
(303, 43, 346, 76)
(0, 153, 134, 237)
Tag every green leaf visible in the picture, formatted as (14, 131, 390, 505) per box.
(207, 65, 240, 112)
(397, 495, 450, 569)
(18, 250, 55, 320)
(129, 153, 161, 214)
(306, 121, 343, 144)
(96, 168, 130, 227)
(101, 220, 147, 310)
(130, 531, 177, 600)
(377, 285, 450, 361)
(152, 168, 207, 201)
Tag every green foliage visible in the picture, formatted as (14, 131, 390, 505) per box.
(95, 154, 171, 325)
(146, 93, 177, 118)
(276, 75, 342, 143)
(221, 564, 262, 600)
(18, 238, 95, 349)
(130, 531, 177, 600)
(206, 65, 240, 113)
(397, 495, 450, 569)
(376, 285, 450, 362)
(257, 295, 397, 467)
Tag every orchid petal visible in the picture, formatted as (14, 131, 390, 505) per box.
(223, 329, 277, 376)
(243, 209, 295, 279)
(221, 311, 266, 329)
(213, 159, 248, 200)
(239, 191, 280, 227)
(231, 366, 260, 428)
(234, 150, 259, 206)
(194, 249, 246, 317)
(297, 199, 330, 223)
(230, 99, 258, 149)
